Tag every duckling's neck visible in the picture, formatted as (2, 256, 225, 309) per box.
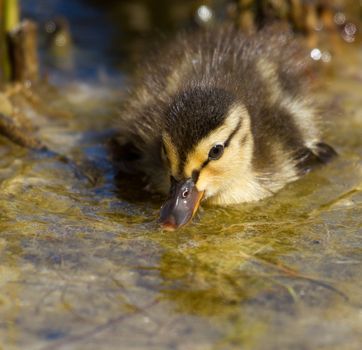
(204, 170, 270, 206)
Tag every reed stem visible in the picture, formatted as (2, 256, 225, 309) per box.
(1, 0, 20, 83)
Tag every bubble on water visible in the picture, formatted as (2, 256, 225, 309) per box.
(45, 20, 56, 34)
(342, 34, 356, 43)
(344, 23, 357, 36)
(321, 51, 332, 63)
(24, 80, 32, 89)
(55, 33, 68, 47)
(334, 12, 346, 26)
(314, 21, 323, 31)
(310, 48, 322, 61)
(342, 22, 357, 43)
(196, 5, 213, 23)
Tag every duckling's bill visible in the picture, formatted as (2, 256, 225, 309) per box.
(159, 178, 204, 230)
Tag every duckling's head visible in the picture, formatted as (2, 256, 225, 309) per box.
(160, 85, 253, 230)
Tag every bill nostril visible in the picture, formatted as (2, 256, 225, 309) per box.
(182, 189, 189, 198)
(159, 178, 203, 230)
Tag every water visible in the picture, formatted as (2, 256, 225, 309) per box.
(0, 1, 361, 349)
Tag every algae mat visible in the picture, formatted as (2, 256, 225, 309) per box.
(0, 51, 361, 349)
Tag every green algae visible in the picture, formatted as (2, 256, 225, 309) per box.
(0, 47, 361, 350)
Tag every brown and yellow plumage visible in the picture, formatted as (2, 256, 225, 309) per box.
(114, 26, 336, 229)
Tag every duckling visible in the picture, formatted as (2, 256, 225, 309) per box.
(114, 26, 336, 230)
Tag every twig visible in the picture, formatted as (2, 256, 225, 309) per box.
(39, 299, 159, 350)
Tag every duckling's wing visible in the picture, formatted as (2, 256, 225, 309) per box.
(295, 142, 337, 175)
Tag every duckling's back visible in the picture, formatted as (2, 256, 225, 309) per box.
(115, 26, 335, 196)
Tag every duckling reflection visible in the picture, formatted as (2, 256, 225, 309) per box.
(115, 26, 336, 230)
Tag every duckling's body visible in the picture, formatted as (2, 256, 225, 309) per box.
(115, 26, 336, 229)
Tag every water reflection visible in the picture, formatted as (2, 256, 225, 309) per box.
(0, 1, 361, 349)
(0, 50, 361, 348)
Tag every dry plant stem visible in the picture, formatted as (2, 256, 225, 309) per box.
(0, 0, 20, 82)
(234, 0, 343, 48)
(39, 299, 160, 350)
(5, 83, 73, 119)
(0, 112, 45, 150)
(0, 0, 10, 82)
(3, 0, 19, 32)
(229, 249, 351, 302)
(0, 111, 94, 182)
(238, 0, 256, 32)
(308, 188, 362, 217)
(8, 20, 39, 82)
(243, 250, 352, 301)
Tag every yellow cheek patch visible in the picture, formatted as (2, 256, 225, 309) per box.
(196, 164, 227, 194)
(204, 163, 223, 176)
(183, 104, 249, 178)
(163, 132, 179, 176)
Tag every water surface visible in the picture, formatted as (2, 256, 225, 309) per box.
(0, 2, 361, 350)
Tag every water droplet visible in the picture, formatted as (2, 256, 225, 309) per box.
(24, 80, 32, 89)
(344, 23, 357, 36)
(196, 5, 213, 23)
(55, 33, 67, 47)
(334, 12, 346, 26)
(342, 34, 355, 43)
(45, 21, 56, 34)
(321, 51, 332, 63)
(314, 21, 323, 31)
(310, 48, 322, 61)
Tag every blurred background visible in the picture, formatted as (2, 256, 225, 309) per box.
(18, 0, 361, 84)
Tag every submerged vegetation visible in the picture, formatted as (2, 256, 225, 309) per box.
(0, 1, 361, 349)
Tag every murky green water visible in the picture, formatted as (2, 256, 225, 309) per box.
(1, 2, 362, 348)
(0, 47, 361, 349)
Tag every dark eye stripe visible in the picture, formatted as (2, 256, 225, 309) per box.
(183, 116, 243, 179)
(224, 118, 242, 148)
(191, 170, 200, 183)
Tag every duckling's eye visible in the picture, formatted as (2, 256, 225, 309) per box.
(208, 144, 224, 160)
